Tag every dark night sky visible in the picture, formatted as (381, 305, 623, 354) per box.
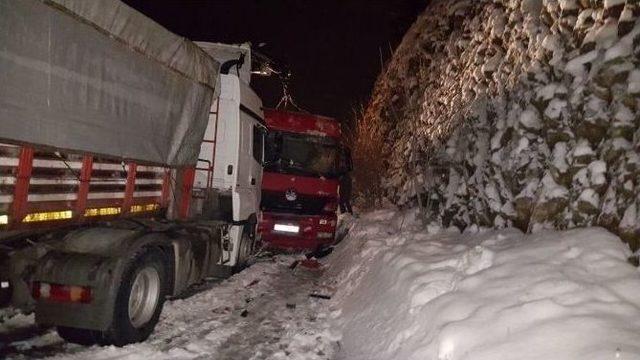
(123, 0, 426, 125)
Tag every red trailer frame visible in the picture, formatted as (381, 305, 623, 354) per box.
(0, 143, 198, 232)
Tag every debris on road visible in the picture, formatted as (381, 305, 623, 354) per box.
(246, 279, 260, 287)
(306, 247, 334, 259)
(308, 294, 331, 300)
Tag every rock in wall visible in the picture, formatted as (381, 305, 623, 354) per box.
(361, 0, 640, 249)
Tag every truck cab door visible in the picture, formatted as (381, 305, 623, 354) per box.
(233, 110, 264, 222)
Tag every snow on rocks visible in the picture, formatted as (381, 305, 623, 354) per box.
(519, 108, 542, 132)
(358, 0, 640, 251)
(326, 209, 640, 360)
(628, 69, 640, 94)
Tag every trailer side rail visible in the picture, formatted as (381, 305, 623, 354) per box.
(0, 143, 175, 231)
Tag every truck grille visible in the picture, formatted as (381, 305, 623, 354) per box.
(260, 190, 330, 216)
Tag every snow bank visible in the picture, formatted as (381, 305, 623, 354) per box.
(327, 210, 640, 360)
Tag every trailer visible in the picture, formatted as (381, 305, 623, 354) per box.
(0, 0, 264, 346)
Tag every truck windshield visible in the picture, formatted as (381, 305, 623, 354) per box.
(265, 131, 339, 178)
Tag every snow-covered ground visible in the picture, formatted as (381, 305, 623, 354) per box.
(326, 209, 640, 360)
(4, 209, 640, 360)
(1, 255, 339, 360)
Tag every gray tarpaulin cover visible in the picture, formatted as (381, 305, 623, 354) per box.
(0, 0, 220, 167)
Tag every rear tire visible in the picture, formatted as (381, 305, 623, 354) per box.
(104, 247, 168, 346)
(56, 326, 101, 345)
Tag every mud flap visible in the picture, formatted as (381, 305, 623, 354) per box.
(34, 251, 123, 331)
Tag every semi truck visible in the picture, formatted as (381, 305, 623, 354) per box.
(257, 109, 351, 251)
(0, 0, 264, 346)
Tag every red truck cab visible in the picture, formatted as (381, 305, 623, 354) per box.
(258, 109, 347, 251)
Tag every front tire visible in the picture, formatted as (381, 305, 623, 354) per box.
(236, 228, 255, 270)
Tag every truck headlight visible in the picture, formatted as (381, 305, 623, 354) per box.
(274, 224, 300, 233)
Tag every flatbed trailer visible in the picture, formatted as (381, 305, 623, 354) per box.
(0, 0, 265, 346)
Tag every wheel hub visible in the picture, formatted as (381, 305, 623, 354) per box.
(128, 266, 160, 328)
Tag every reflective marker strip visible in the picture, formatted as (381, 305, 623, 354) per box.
(130, 204, 159, 213)
(1, 281, 9, 289)
(85, 207, 121, 217)
(22, 210, 73, 223)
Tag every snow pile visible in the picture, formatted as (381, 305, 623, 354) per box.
(359, 0, 640, 250)
(326, 209, 640, 360)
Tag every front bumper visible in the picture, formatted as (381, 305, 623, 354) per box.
(258, 212, 337, 251)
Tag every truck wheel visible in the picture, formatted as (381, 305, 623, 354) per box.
(105, 247, 167, 346)
(236, 229, 254, 270)
(56, 326, 101, 345)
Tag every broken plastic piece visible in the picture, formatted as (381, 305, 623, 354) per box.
(309, 293, 331, 300)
